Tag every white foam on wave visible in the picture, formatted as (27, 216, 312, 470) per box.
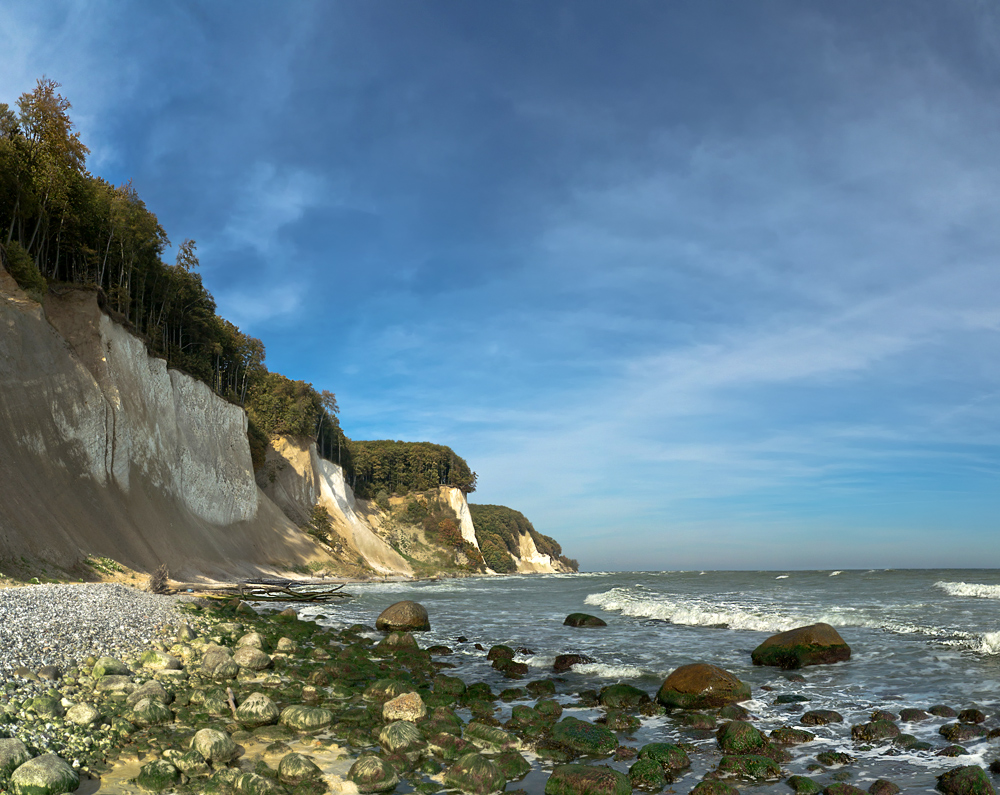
(775, 575, 789, 580)
(573, 662, 648, 679)
(977, 632, 1000, 655)
(830, 571, 842, 577)
(934, 581, 1000, 599)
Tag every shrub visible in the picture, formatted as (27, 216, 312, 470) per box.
(1, 240, 46, 298)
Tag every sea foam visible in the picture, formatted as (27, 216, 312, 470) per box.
(934, 581, 1000, 599)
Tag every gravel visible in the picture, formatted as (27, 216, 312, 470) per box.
(0, 583, 181, 677)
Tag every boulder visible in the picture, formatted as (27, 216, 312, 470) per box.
(598, 683, 651, 710)
(823, 786, 867, 795)
(233, 646, 272, 671)
(278, 752, 322, 786)
(550, 717, 618, 756)
(129, 697, 173, 727)
(495, 750, 531, 781)
(92, 656, 130, 678)
(751, 623, 850, 669)
(564, 613, 607, 628)
(465, 721, 521, 753)
(851, 720, 900, 742)
(554, 654, 594, 673)
(136, 759, 179, 791)
(717, 720, 769, 755)
(125, 680, 172, 707)
(349, 755, 399, 793)
(787, 775, 822, 794)
(0, 739, 31, 775)
(869, 781, 901, 795)
(444, 752, 506, 794)
(65, 702, 101, 728)
(629, 758, 667, 791)
(544, 764, 631, 795)
(801, 709, 844, 725)
(279, 704, 333, 732)
(656, 663, 751, 710)
(236, 692, 280, 728)
(690, 783, 740, 795)
(716, 753, 781, 780)
(636, 742, 690, 771)
(140, 649, 181, 670)
(384, 691, 427, 722)
(376, 600, 430, 632)
(9, 754, 79, 795)
(236, 631, 266, 650)
(379, 720, 425, 754)
(937, 766, 996, 795)
(192, 728, 238, 764)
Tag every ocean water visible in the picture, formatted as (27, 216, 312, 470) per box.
(295, 569, 1000, 793)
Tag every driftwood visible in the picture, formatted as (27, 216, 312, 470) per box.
(199, 578, 353, 602)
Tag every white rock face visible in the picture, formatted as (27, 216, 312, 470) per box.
(514, 531, 556, 573)
(441, 486, 480, 549)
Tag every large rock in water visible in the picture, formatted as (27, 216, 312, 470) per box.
(656, 663, 750, 710)
(751, 623, 851, 669)
(545, 764, 631, 795)
(9, 754, 80, 795)
(937, 765, 996, 795)
(376, 600, 430, 632)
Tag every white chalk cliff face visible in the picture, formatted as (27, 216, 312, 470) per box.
(441, 487, 481, 550)
(257, 435, 414, 576)
(0, 273, 327, 579)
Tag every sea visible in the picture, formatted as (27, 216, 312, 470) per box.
(293, 569, 1000, 794)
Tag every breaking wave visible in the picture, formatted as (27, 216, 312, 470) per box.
(934, 581, 1000, 599)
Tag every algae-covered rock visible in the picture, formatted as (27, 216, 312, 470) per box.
(378, 631, 419, 650)
(125, 680, 172, 707)
(140, 649, 181, 671)
(495, 750, 531, 781)
(690, 782, 740, 795)
(717, 721, 769, 755)
(376, 601, 430, 631)
(787, 775, 823, 794)
(823, 786, 867, 795)
(29, 696, 63, 719)
(173, 750, 209, 776)
(130, 697, 173, 728)
(136, 760, 179, 792)
(545, 764, 631, 795)
(599, 683, 651, 710)
(464, 721, 521, 753)
(751, 623, 851, 669)
(771, 727, 815, 745)
(235, 772, 282, 794)
(349, 755, 399, 793)
(629, 758, 668, 791)
(637, 742, 691, 771)
(940, 723, 987, 743)
(236, 631, 265, 649)
(192, 728, 238, 764)
(444, 752, 506, 794)
(851, 720, 900, 742)
(9, 754, 80, 795)
(564, 613, 608, 628)
(899, 708, 931, 723)
(868, 780, 901, 795)
(236, 692, 280, 728)
(278, 753, 322, 786)
(0, 739, 32, 774)
(551, 717, 618, 756)
(657, 663, 751, 710)
(379, 720, 425, 753)
(801, 710, 844, 725)
(936, 765, 996, 795)
(279, 704, 334, 731)
(92, 656, 130, 678)
(384, 691, 426, 722)
(717, 753, 781, 780)
(365, 679, 416, 704)
(233, 646, 272, 671)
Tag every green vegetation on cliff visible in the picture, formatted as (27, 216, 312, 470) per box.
(348, 440, 476, 498)
(470, 504, 579, 572)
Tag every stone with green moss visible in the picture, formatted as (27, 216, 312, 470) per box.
(851, 720, 899, 742)
(135, 760, 179, 792)
(936, 765, 996, 795)
(544, 764, 631, 795)
(279, 704, 334, 732)
(690, 782, 740, 795)
(9, 754, 80, 795)
(130, 697, 173, 728)
(599, 683, 651, 710)
(495, 750, 531, 781)
(465, 721, 521, 753)
(786, 775, 822, 794)
(551, 717, 618, 756)
(628, 758, 667, 791)
(444, 752, 506, 794)
(349, 755, 399, 793)
(751, 623, 851, 669)
(277, 752, 322, 785)
(637, 742, 691, 771)
(822, 785, 867, 795)
(0, 740, 31, 775)
(771, 728, 815, 745)
(236, 692, 280, 728)
(716, 721, 769, 755)
(379, 720, 425, 754)
(140, 649, 181, 670)
(656, 664, 750, 710)
(193, 728, 238, 764)
(716, 754, 781, 780)
(92, 656, 130, 678)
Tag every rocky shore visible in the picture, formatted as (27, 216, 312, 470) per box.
(0, 591, 997, 795)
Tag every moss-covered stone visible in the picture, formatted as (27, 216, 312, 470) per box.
(92, 656, 130, 678)
(851, 720, 900, 742)
(823, 785, 867, 795)
(495, 750, 531, 781)
(786, 775, 822, 794)
(868, 779, 901, 795)
(628, 758, 667, 791)
(551, 717, 618, 756)
(690, 782, 740, 795)
(465, 721, 521, 753)
(444, 752, 506, 794)
(717, 721, 769, 755)
(279, 704, 334, 732)
(379, 720, 425, 754)
(0, 739, 32, 775)
(717, 754, 781, 780)
(193, 728, 238, 764)
(564, 614, 608, 628)
(277, 752, 322, 785)
(801, 710, 844, 725)
(9, 754, 80, 795)
(135, 760, 179, 792)
(937, 766, 995, 795)
(236, 692, 280, 728)
(771, 727, 815, 745)
(545, 764, 631, 795)
(599, 683, 651, 710)
(751, 623, 851, 669)
(940, 724, 987, 743)
(637, 742, 690, 771)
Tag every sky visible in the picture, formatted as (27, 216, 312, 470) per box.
(3, 1, 1000, 571)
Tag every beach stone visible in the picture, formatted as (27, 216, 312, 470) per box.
(275, 636, 297, 653)
(236, 631, 265, 649)
(495, 750, 531, 781)
(720, 703, 751, 720)
(444, 752, 506, 794)
(376, 600, 430, 631)
(349, 755, 399, 792)
(278, 752, 322, 785)
(937, 766, 996, 795)
(193, 728, 238, 764)
(0, 739, 31, 774)
(280, 704, 333, 731)
(787, 775, 823, 794)
(751, 623, 851, 669)
(173, 750, 209, 776)
(629, 758, 667, 791)
(564, 613, 608, 628)
(9, 754, 79, 795)
(823, 786, 867, 795)
(637, 742, 690, 771)
(868, 781, 901, 795)
(140, 649, 181, 670)
(384, 691, 427, 722)
(599, 683, 651, 710)
(717, 753, 781, 780)
(236, 692, 280, 728)
(931, 705, 958, 718)
(36, 666, 60, 681)
(365, 679, 416, 703)
(817, 751, 854, 766)
(940, 723, 987, 743)
(466, 721, 521, 752)
(717, 720, 769, 754)
(656, 663, 751, 710)
(771, 727, 815, 745)
(125, 680, 172, 707)
(136, 759, 179, 792)
(175, 622, 197, 641)
(427, 732, 474, 762)
(851, 720, 900, 742)
(938, 745, 969, 758)
(29, 696, 63, 719)
(201, 649, 234, 675)
(129, 697, 173, 727)
(378, 630, 419, 650)
(959, 709, 987, 724)
(690, 783, 740, 795)
(551, 716, 618, 756)
(801, 709, 844, 725)
(92, 656, 130, 678)
(899, 708, 931, 722)
(380, 720, 425, 753)
(871, 709, 897, 722)
(545, 764, 631, 795)
(434, 674, 467, 697)
(554, 654, 594, 673)
(233, 646, 272, 670)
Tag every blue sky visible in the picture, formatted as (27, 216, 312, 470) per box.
(4, 1, 1000, 570)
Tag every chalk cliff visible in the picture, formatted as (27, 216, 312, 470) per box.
(0, 271, 328, 580)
